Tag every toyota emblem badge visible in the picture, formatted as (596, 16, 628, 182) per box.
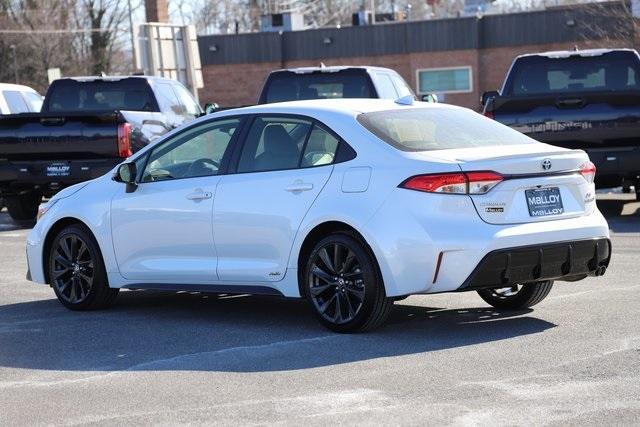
(542, 158, 552, 171)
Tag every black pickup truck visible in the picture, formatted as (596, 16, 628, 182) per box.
(482, 48, 640, 198)
(0, 76, 202, 222)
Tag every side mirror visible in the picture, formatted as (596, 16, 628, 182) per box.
(204, 103, 219, 114)
(481, 90, 499, 106)
(421, 93, 438, 103)
(114, 162, 138, 193)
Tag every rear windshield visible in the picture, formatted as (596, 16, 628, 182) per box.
(357, 107, 535, 152)
(47, 78, 159, 113)
(506, 51, 640, 96)
(264, 71, 374, 103)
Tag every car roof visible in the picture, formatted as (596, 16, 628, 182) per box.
(516, 48, 637, 59)
(0, 83, 40, 93)
(214, 98, 457, 118)
(270, 65, 398, 74)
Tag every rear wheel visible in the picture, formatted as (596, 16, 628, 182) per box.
(303, 233, 393, 333)
(477, 281, 553, 310)
(5, 191, 41, 223)
(47, 224, 118, 310)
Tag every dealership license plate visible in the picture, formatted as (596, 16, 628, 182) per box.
(525, 187, 564, 217)
(46, 162, 71, 177)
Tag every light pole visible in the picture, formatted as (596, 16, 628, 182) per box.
(9, 45, 18, 84)
(127, 0, 137, 72)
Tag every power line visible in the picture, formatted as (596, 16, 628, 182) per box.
(0, 28, 112, 34)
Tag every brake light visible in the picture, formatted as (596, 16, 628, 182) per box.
(580, 161, 596, 183)
(400, 171, 503, 194)
(483, 110, 494, 120)
(117, 123, 132, 158)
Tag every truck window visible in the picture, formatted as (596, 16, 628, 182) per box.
(47, 79, 158, 112)
(3, 91, 30, 113)
(507, 51, 640, 96)
(172, 84, 201, 117)
(156, 83, 182, 115)
(22, 92, 43, 112)
(264, 71, 373, 103)
(372, 73, 399, 99)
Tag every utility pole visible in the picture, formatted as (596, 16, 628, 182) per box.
(10, 45, 18, 84)
(128, 0, 137, 72)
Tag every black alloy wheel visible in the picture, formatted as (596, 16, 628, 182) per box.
(308, 242, 366, 325)
(304, 233, 393, 333)
(476, 280, 554, 310)
(48, 225, 118, 310)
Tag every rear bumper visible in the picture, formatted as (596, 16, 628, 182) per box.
(0, 158, 120, 196)
(458, 237, 611, 291)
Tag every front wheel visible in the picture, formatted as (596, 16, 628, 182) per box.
(5, 191, 41, 223)
(303, 233, 393, 333)
(47, 224, 118, 310)
(477, 281, 553, 310)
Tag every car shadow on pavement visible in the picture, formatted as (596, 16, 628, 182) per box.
(0, 290, 554, 373)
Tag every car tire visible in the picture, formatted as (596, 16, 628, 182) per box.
(47, 224, 118, 310)
(476, 281, 553, 310)
(5, 191, 41, 223)
(303, 232, 393, 333)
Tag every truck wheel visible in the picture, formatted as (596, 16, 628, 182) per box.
(477, 281, 553, 310)
(5, 191, 41, 223)
(303, 232, 394, 333)
(47, 224, 119, 310)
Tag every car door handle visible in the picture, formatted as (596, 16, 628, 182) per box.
(186, 190, 212, 200)
(285, 182, 314, 192)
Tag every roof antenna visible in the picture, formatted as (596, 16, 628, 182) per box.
(395, 94, 414, 106)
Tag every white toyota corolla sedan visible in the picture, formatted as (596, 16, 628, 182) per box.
(25, 98, 611, 332)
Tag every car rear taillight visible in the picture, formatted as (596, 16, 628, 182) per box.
(580, 161, 596, 183)
(483, 110, 494, 120)
(117, 123, 132, 158)
(400, 171, 503, 195)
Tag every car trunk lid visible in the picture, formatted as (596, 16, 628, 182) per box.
(423, 144, 595, 225)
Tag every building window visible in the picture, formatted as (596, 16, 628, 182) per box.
(416, 66, 473, 94)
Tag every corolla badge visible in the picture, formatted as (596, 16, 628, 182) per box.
(541, 158, 552, 171)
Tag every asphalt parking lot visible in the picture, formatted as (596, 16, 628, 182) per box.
(0, 194, 638, 426)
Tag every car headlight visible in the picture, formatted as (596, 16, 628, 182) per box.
(36, 199, 58, 222)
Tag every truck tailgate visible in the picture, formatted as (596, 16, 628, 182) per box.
(0, 112, 123, 160)
(492, 92, 640, 149)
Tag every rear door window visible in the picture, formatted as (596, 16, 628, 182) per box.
(301, 125, 340, 167)
(507, 51, 640, 95)
(237, 117, 312, 173)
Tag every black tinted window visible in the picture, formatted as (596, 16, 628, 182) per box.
(48, 79, 158, 112)
(238, 117, 312, 172)
(507, 51, 640, 95)
(264, 71, 373, 103)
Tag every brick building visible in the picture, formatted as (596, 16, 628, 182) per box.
(197, 3, 636, 110)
